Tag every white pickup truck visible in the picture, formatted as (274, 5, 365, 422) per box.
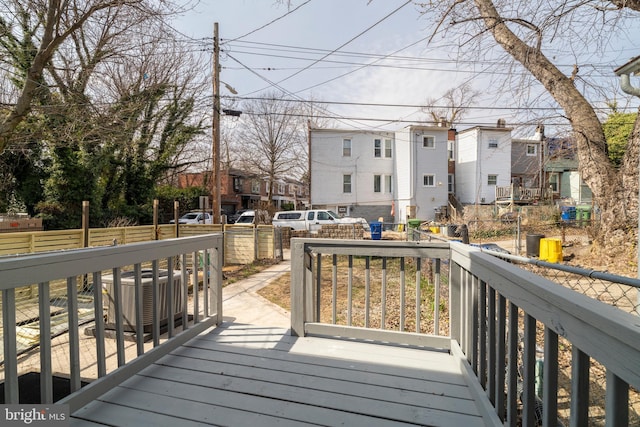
(272, 209, 368, 231)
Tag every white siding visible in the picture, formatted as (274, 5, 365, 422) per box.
(456, 127, 512, 204)
(310, 129, 395, 207)
(411, 127, 449, 221)
(395, 128, 412, 221)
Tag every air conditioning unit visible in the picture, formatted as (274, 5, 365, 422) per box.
(102, 269, 183, 333)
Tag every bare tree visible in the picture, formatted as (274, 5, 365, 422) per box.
(422, 82, 481, 127)
(0, 0, 176, 153)
(419, 0, 640, 254)
(235, 93, 307, 203)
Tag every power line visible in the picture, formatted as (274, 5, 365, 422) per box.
(264, 0, 413, 88)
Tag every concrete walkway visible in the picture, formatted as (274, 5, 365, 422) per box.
(221, 255, 291, 328)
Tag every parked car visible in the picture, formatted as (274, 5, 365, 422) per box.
(234, 209, 270, 225)
(227, 209, 249, 224)
(272, 209, 368, 231)
(169, 212, 213, 224)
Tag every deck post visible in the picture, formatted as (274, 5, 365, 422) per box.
(291, 239, 306, 336)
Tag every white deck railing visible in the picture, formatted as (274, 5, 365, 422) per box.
(290, 238, 640, 426)
(0, 234, 223, 411)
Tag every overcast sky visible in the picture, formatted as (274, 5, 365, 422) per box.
(172, 0, 639, 135)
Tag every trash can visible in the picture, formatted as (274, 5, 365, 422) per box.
(526, 234, 544, 257)
(560, 206, 576, 222)
(577, 205, 591, 226)
(370, 222, 382, 240)
(540, 238, 562, 262)
(407, 219, 422, 230)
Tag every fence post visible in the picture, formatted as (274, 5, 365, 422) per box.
(173, 201, 180, 238)
(153, 199, 159, 240)
(82, 201, 90, 248)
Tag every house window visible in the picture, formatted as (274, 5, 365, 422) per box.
(373, 175, 381, 193)
(549, 173, 559, 193)
(488, 174, 498, 185)
(251, 180, 261, 193)
(343, 139, 351, 157)
(448, 141, 455, 160)
(374, 139, 382, 158)
(488, 139, 498, 148)
(385, 175, 392, 193)
(343, 174, 352, 193)
(423, 136, 435, 149)
(423, 174, 435, 187)
(278, 183, 285, 194)
(527, 144, 537, 156)
(385, 139, 392, 158)
(448, 173, 455, 193)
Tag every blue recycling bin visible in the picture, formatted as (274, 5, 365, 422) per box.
(370, 222, 382, 240)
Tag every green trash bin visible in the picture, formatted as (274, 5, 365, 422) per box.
(407, 219, 422, 229)
(577, 205, 591, 226)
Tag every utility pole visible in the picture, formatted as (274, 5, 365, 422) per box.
(212, 22, 221, 224)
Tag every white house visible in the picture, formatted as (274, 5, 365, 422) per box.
(309, 128, 396, 221)
(394, 125, 450, 222)
(309, 125, 449, 223)
(456, 122, 512, 204)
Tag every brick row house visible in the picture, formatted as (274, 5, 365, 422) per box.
(178, 169, 309, 216)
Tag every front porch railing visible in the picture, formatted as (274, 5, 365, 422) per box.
(290, 238, 640, 426)
(0, 234, 223, 411)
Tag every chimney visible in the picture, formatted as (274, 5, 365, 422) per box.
(496, 118, 506, 128)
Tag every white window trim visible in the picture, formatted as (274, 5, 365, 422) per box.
(422, 135, 436, 149)
(488, 139, 499, 148)
(373, 174, 381, 193)
(423, 174, 436, 187)
(343, 139, 352, 157)
(374, 138, 382, 158)
(487, 174, 498, 186)
(343, 174, 352, 193)
(384, 139, 392, 158)
(526, 144, 537, 156)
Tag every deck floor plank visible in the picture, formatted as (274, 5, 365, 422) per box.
(70, 322, 491, 427)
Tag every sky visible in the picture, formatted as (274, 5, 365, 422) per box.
(171, 0, 640, 135)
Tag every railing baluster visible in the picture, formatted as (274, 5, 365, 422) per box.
(134, 263, 144, 356)
(332, 254, 337, 324)
(152, 260, 160, 347)
(192, 252, 199, 324)
(181, 253, 188, 330)
(507, 302, 519, 427)
(365, 256, 370, 328)
(113, 267, 125, 367)
(479, 279, 487, 387)
(203, 250, 209, 318)
(543, 327, 558, 427)
(92, 272, 106, 378)
(415, 257, 421, 333)
(2, 288, 19, 403)
(347, 255, 353, 326)
(488, 286, 496, 405)
(316, 254, 322, 323)
(400, 257, 405, 331)
(496, 294, 506, 421)
(470, 275, 478, 373)
(570, 347, 590, 427)
(67, 276, 81, 392)
(433, 258, 440, 335)
(381, 257, 387, 329)
(167, 255, 175, 338)
(605, 370, 628, 427)
(38, 282, 53, 403)
(523, 314, 537, 427)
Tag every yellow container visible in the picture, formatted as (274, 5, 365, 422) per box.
(540, 238, 562, 263)
(429, 226, 440, 233)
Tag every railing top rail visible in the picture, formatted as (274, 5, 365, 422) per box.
(292, 237, 450, 258)
(450, 242, 640, 389)
(0, 234, 223, 290)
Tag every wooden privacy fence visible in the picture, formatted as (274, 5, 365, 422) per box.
(0, 224, 277, 265)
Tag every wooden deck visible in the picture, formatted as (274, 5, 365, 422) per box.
(69, 322, 495, 426)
